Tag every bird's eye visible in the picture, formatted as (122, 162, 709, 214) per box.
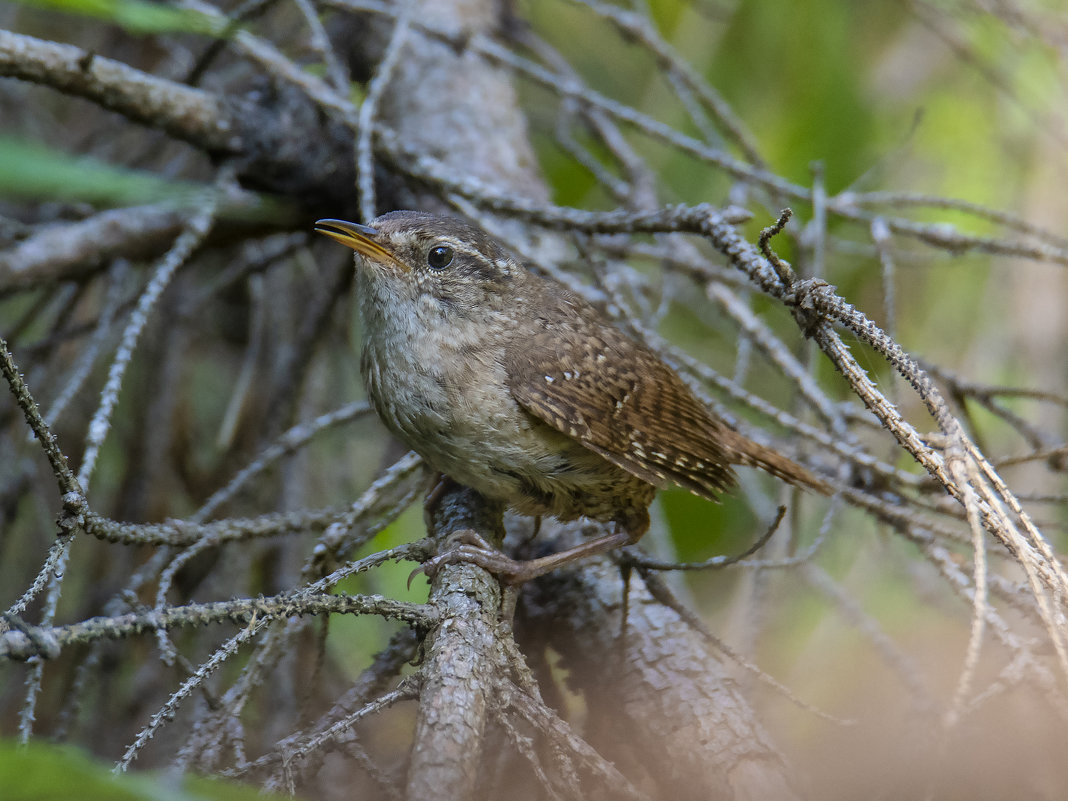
(427, 245, 454, 270)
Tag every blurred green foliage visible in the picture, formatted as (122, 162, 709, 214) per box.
(0, 137, 289, 221)
(8, 0, 227, 36)
(0, 137, 206, 208)
(0, 740, 300, 800)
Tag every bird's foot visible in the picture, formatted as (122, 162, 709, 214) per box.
(408, 527, 635, 587)
(408, 529, 528, 587)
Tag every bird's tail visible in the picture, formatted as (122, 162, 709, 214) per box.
(725, 432, 831, 495)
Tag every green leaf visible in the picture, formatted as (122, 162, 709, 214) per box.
(0, 137, 201, 207)
(0, 740, 299, 800)
(11, 0, 229, 36)
(0, 137, 290, 222)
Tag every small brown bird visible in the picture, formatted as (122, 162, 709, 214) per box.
(316, 211, 826, 581)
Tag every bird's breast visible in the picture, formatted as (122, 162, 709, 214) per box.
(359, 318, 638, 515)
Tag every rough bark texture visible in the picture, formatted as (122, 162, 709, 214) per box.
(521, 522, 802, 801)
(406, 485, 507, 800)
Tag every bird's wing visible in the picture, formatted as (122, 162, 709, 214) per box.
(505, 320, 738, 501)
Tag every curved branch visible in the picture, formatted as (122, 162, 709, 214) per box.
(0, 29, 357, 208)
(1, 593, 433, 660)
(0, 29, 238, 152)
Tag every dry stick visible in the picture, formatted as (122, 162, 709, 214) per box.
(0, 593, 431, 661)
(972, 448, 1068, 673)
(522, 30, 659, 207)
(917, 536, 1068, 728)
(84, 504, 368, 547)
(0, 339, 83, 502)
(870, 216, 898, 338)
(240, 628, 419, 787)
(0, 342, 86, 631)
(79, 168, 231, 489)
(495, 709, 572, 801)
(215, 272, 267, 449)
(553, 107, 632, 203)
(847, 482, 1048, 626)
(996, 444, 1068, 470)
(292, 0, 350, 94)
(356, 0, 413, 222)
(734, 493, 839, 569)
(15, 171, 229, 743)
(264, 679, 418, 794)
(626, 496, 842, 572)
(0, 30, 237, 151)
(40, 261, 128, 430)
(942, 441, 989, 731)
(152, 401, 374, 659)
(115, 539, 427, 772)
(637, 568, 850, 725)
(0, 206, 182, 291)
(500, 683, 649, 801)
(842, 190, 1068, 251)
(802, 563, 937, 713)
(195, 400, 374, 523)
(117, 617, 270, 773)
(567, 0, 766, 166)
(813, 320, 1068, 672)
(622, 506, 788, 572)
(706, 281, 842, 427)
(966, 393, 1051, 452)
(733, 232, 1068, 680)
(160, 454, 424, 769)
(80, 451, 421, 550)
(181, 0, 357, 121)
(404, 485, 508, 801)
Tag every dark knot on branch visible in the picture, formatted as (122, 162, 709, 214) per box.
(784, 277, 836, 338)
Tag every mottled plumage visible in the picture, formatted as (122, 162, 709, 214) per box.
(315, 211, 826, 579)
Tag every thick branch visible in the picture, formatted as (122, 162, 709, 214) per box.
(521, 522, 803, 801)
(406, 484, 508, 801)
(0, 29, 356, 209)
(0, 29, 238, 152)
(0, 206, 183, 291)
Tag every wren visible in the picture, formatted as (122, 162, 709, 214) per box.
(315, 211, 827, 581)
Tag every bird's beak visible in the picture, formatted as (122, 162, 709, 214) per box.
(314, 219, 404, 270)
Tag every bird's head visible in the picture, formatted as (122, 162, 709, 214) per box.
(315, 211, 526, 320)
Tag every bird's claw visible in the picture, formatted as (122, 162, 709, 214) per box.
(407, 529, 533, 587)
